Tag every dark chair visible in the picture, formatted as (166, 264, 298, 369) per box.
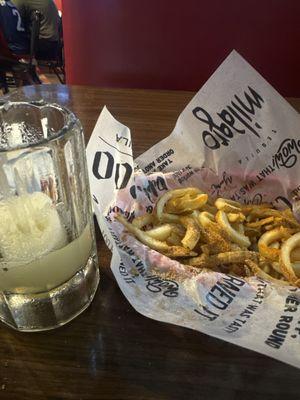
(27, 10, 42, 84)
(0, 70, 8, 94)
(0, 30, 14, 93)
(0, 57, 39, 94)
(36, 15, 65, 84)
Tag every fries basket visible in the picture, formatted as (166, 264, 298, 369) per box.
(87, 51, 300, 368)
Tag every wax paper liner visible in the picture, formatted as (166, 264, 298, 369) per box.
(87, 51, 300, 368)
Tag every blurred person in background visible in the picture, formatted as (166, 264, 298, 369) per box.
(0, 0, 29, 56)
(12, 0, 60, 59)
(0, 0, 35, 92)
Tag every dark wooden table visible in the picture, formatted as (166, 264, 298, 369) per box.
(1, 85, 300, 400)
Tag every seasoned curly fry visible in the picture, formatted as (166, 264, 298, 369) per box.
(246, 216, 275, 228)
(258, 227, 294, 261)
(132, 213, 155, 228)
(156, 188, 202, 222)
(115, 188, 300, 287)
(241, 204, 273, 215)
(280, 232, 300, 285)
(179, 216, 201, 250)
(166, 193, 208, 214)
(215, 198, 241, 213)
(247, 208, 300, 229)
(216, 210, 251, 248)
(227, 213, 246, 223)
(198, 211, 215, 228)
(245, 259, 290, 286)
(115, 214, 196, 257)
(186, 251, 258, 267)
(146, 224, 173, 240)
(201, 222, 234, 253)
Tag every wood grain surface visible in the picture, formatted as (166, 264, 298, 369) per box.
(1, 85, 300, 400)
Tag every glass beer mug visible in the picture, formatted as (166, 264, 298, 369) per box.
(0, 101, 99, 331)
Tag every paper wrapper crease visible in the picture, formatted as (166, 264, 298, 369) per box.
(87, 51, 300, 368)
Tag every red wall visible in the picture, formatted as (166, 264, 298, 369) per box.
(62, 0, 300, 96)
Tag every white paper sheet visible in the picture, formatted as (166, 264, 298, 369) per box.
(87, 50, 300, 368)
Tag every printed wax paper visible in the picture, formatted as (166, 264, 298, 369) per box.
(87, 51, 300, 368)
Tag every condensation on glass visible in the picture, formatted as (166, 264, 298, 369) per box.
(0, 100, 99, 331)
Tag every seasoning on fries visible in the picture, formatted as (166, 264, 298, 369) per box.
(115, 187, 300, 287)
